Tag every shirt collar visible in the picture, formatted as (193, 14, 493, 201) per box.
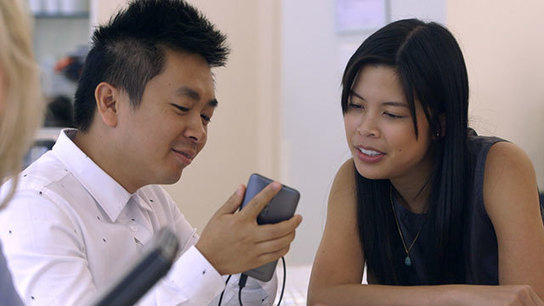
(52, 129, 151, 221)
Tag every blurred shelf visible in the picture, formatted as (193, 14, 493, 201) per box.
(33, 12, 89, 19)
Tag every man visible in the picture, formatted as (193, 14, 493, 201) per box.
(0, 0, 302, 304)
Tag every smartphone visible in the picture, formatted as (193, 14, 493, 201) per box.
(239, 173, 300, 281)
(91, 227, 180, 306)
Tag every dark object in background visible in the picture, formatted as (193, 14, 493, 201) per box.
(55, 55, 85, 82)
(24, 95, 73, 167)
(45, 96, 74, 128)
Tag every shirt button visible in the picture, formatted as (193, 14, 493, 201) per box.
(130, 226, 138, 232)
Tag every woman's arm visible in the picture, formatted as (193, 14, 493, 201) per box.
(307, 159, 365, 303)
(308, 158, 544, 305)
(483, 142, 544, 300)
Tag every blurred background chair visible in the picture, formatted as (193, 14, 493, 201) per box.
(23, 95, 73, 168)
(23, 127, 63, 168)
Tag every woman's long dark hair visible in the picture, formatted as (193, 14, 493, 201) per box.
(341, 19, 470, 284)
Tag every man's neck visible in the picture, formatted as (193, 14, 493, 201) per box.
(73, 129, 140, 194)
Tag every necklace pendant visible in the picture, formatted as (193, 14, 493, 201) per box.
(404, 256, 412, 266)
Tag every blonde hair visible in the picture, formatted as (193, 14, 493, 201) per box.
(0, 0, 43, 207)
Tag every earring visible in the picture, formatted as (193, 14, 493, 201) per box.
(435, 128, 441, 138)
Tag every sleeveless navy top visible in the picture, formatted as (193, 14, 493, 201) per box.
(391, 132, 505, 284)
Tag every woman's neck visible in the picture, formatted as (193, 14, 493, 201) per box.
(390, 164, 434, 214)
(391, 180, 431, 214)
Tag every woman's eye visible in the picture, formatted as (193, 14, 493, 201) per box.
(348, 102, 364, 110)
(384, 112, 404, 119)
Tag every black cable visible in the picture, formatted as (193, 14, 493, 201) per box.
(238, 274, 248, 306)
(277, 256, 286, 306)
(236, 257, 287, 306)
(218, 274, 232, 306)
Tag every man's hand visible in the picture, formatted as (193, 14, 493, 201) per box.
(195, 182, 303, 275)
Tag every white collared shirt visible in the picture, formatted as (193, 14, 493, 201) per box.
(0, 129, 275, 305)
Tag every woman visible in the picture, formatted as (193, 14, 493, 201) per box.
(308, 19, 544, 305)
(0, 0, 43, 304)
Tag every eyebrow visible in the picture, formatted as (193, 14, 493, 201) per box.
(176, 86, 218, 107)
(350, 90, 407, 108)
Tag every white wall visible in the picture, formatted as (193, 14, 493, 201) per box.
(390, 0, 445, 21)
(280, 0, 346, 266)
(447, 0, 544, 190)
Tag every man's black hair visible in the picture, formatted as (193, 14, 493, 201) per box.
(74, 0, 229, 131)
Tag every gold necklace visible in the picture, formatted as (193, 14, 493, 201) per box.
(390, 187, 423, 267)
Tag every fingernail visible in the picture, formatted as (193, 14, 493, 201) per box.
(236, 185, 244, 196)
(271, 182, 281, 191)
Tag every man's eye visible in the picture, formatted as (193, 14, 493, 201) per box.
(171, 104, 189, 112)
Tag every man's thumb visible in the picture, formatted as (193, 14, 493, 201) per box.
(214, 185, 245, 215)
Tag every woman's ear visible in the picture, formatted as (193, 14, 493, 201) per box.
(94, 82, 119, 128)
(433, 114, 446, 140)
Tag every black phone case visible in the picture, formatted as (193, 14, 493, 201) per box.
(239, 173, 300, 281)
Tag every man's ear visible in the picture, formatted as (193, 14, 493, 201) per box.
(94, 82, 120, 128)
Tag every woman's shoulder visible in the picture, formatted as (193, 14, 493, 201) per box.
(331, 159, 357, 192)
(335, 159, 355, 180)
(483, 140, 539, 217)
(467, 130, 507, 156)
(328, 159, 357, 208)
(485, 141, 535, 183)
(467, 131, 510, 183)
